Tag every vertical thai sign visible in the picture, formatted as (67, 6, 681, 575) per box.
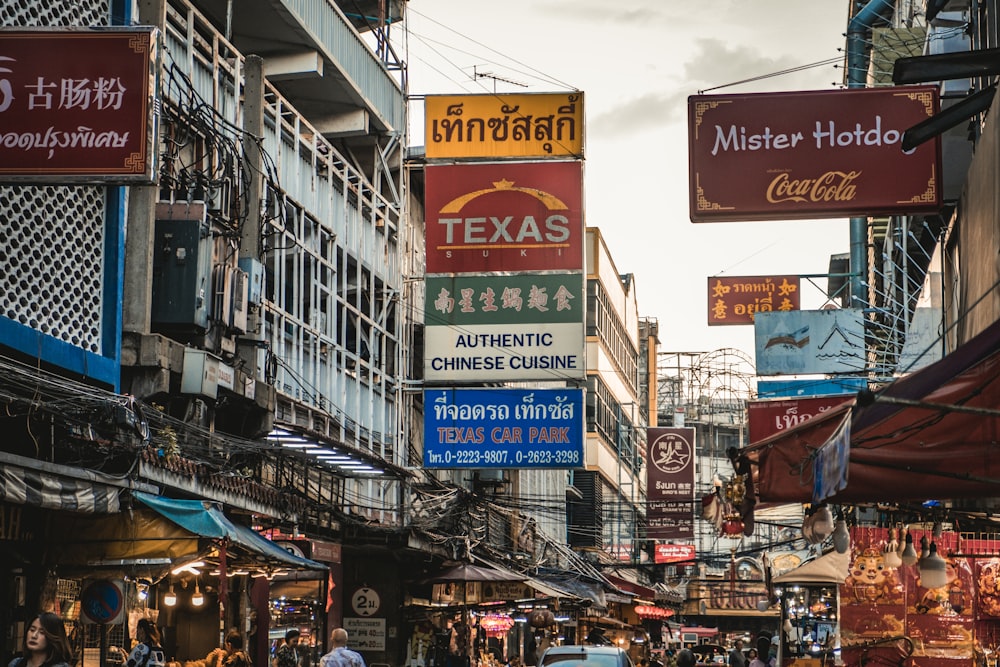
(0, 27, 157, 182)
(646, 427, 696, 539)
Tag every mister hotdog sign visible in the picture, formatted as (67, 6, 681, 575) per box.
(688, 86, 941, 222)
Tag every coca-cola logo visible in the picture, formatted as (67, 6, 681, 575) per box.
(766, 170, 861, 203)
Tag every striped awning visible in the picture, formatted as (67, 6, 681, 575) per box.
(0, 464, 120, 513)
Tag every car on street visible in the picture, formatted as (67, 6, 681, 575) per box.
(538, 645, 635, 667)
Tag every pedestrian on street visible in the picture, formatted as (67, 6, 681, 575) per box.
(119, 619, 165, 667)
(676, 650, 696, 667)
(273, 630, 301, 667)
(729, 640, 746, 667)
(207, 630, 252, 667)
(320, 629, 366, 667)
(8, 612, 74, 667)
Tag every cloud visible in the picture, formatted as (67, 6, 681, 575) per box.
(684, 37, 805, 91)
(531, 0, 673, 27)
(588, 36, 838, 137)
(589, 90, 687, 136)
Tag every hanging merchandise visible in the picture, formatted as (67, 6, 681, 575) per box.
(528, 609, 555, 628)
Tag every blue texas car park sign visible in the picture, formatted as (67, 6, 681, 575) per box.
(423, 387, 584, 469)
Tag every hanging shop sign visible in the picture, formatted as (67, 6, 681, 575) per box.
(707, 275, 800, 325)
(424, 161, 584, 274)
(425, 92, 584, 159)
(646, 428, 696, 540)
(754, 308, 866, 376)
(423, 387, 584, 469)
(748, 395, 853, 444)
(654, 543, 696, 565)
(688, 86, 941, 222)
(0, 27, 158, 183)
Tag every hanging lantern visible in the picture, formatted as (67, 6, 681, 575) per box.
(722, 518, 744, 536)
(634, 605, 675, 620)
(480, 614, 515, 636)
(528, 608, 555, 628)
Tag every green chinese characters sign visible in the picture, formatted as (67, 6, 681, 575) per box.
(425, 273, 583, 327)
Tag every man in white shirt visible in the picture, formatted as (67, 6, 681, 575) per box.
(320, 629, 366, 667)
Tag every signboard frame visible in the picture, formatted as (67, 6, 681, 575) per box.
(425, 92, 584, 160)
(423, 161, 585, 274)
(689, 86, 941, 222)
(645, 427, 696, 540)
(0, 27, 158, 183)
(708, 275, 800, 325)
(423, 387, 584, 469)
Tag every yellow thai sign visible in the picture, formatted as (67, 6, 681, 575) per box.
(425, 92, 584, 159)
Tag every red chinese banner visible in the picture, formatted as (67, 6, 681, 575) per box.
(708, 275, 800, 325)
(424, 161, 584, 274)
(689, 86, 941, 222)
(748, 396, 853, 445)
(0, 28, 157, 182)
(646, 427, 695, 540)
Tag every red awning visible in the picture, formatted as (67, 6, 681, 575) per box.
(605, 574, 657, 600)
(739, 318, 1000, 503)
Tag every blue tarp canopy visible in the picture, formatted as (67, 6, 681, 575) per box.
(134, 491, 327, 572)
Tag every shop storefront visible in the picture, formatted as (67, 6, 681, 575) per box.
(403, 564, 602, 667)
(1, 489, 327, 667)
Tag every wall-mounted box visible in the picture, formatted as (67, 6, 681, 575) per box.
(238, 257, 264, 306)
(181, 348, 229, 399)
(152, 202, 212, 332)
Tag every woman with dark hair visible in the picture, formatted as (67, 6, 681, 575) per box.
(8, 612, 74, 667)
(119, 619, 165, 667)
(207, 630, 251, 667)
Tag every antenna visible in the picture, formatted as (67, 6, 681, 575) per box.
(472, 65, 528, 92)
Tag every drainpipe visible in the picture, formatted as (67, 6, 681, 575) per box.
(845, 0, 894, 308)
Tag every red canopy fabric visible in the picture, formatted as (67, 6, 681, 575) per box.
(739, 318, 1000, 503)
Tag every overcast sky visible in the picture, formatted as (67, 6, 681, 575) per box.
(401, 0, 851, 358)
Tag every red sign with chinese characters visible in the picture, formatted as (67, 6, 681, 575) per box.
(748, 396, 853, 445)
(689, 86, 941, 222)
(0, 28, 156, 182)
(646, 427, 695, 540)
(708, 275, 800, 325)
(424, 161, 584, 274)
(654, 543, 696, 564)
